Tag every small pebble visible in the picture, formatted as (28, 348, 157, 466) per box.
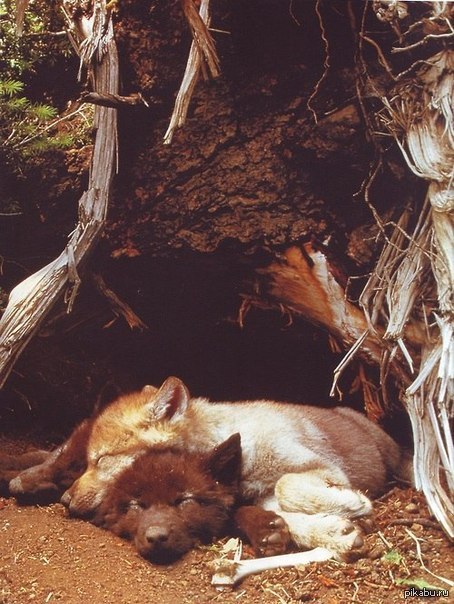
(405, 503, 419, 514)
(368, 545, 385, 560)
(295, 591, 312, 602)
(411, 523, 423, 532)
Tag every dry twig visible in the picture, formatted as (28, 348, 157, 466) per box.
(405, 528, 454, 588)
(164, 0, 219, 144)
(91, 273, 148, 331)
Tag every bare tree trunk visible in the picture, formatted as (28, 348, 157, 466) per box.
(348, 1, 454, 537)
(0, 0, 119, 388)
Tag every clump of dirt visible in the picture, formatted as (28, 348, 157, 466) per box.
(0, 440, 452, 604)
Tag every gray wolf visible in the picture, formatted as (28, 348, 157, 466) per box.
(10, 377, 412, 560)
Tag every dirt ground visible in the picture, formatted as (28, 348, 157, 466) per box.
(0, 440, 452, 604)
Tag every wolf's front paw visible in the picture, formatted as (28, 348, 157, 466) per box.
(234, 506, 292, 556)
(282, 512, 369, 562)
(9, 474, 61, 504)
(255, 513, 292, 557)
(315, 515, 368, 562)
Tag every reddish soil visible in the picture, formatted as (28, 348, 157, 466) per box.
(0, 440, 452, 604)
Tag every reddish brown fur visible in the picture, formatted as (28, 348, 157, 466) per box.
(0, 449, 51, 497)
(8, 419, 93, 503)
(234, 506, 292, 556)
(92, 435, 242, 563)
(8, 384, 135, 502)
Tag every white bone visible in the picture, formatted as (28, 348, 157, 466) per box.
(211, 547, 333, 587)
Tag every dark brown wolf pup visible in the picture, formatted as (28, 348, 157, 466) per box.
(91, 434, 244, 562)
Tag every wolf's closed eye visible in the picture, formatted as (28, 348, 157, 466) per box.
(128, 499, 146, 511)
(175, 493, 197, 507)
(96, 455, 109, 468)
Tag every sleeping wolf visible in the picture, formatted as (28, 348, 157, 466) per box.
(10, 377, 412, 559)
(92, 433, 290, 561)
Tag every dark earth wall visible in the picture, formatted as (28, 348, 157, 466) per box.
(0, 0, 417, 440)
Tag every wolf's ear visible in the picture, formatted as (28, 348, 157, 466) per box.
(148, 377, 190, 421)
(141, 384, 158, 397)
(207, 433, 242, 486)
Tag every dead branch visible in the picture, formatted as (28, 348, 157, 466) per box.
(405, 528, 454, 588)
(353, 1, 454, 539)
(387, 518, 441, 529)
(254, 243, 415, 398)
(392, 30, 454, 53)
(0, 0, 119, 389)
(23, 30, 68, 38)
(91, 273, 148, 331)
(81, 91, 149, 108)
(361, 34, 396, 79)
(181, 0, 219, 79)
(164, 0, 218, 145)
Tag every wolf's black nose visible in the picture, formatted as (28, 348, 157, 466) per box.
(145, 526, 169, 544)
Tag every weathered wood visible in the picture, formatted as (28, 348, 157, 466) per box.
(164, 0, 217, 145)
(181, 0, 219, 78)
(359, 3, 454, 538)
(252, 243, 414, 400)
(81, 91, 149, 109)
(0, 0, 119, 389)
(91, 273, 148, 331)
